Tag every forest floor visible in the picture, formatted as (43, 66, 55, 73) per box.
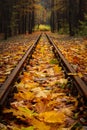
(47, 32, 87, 84)
(0, 33, 36, 85)
(0, 32, 87, 85)
(0, 33, 87, 130)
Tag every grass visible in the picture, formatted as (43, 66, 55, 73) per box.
(34, 24, 51, 31)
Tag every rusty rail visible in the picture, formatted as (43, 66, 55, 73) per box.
(0, 32, 87, 107)
(0, 33, 42, 106)
(46, 33, 87, 99)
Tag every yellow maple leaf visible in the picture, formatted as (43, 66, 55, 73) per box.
(53, 65, 62, 74)
(31, 118, 50, 130)
(14, 91, 34, 101)
(39, 111, 65, 123)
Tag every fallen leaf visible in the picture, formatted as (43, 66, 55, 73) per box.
(31, 118, 50, 130)
(21, 126, 34, 130)
(68, 72, 83, 78)
(53, 65, 62, 74)
(35, 100, 47, 113)
(14, 91, 34, 101)
(39, 111, 65, 123)
(3, 106, 38, 122)
(31, 87, 50, 98)
(49, 58, 59, 64)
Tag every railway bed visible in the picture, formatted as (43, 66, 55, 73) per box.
(0, 33, 87, 130)
(46, 33, 87, 99)
(0, 33, 42, 106)
(0, 32, 41, 87)
(47, 33, 87, 85)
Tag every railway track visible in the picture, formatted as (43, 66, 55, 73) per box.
(47, 33, 87, 85)
(0, 33, 87, 130)
(0, 32, 41, 87)
(46, 33, 87, 98)
(0, 33, 42, 106)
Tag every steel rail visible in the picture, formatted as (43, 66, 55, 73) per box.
(0, 33, 42, 106)
(0, 33, 41, 88)
(46, 33, 87, 99)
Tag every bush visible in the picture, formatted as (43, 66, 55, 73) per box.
(79, 14, 87, 36)
(58, 24, 69, 34)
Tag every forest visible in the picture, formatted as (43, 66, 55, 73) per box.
(0, 1, 87, 130)
(50, 0, 87, 36)
(0, 0, 87, 39)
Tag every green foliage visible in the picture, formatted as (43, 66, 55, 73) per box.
(79, 14, 87, 36)
(58, 24, 69, 35)
(71, 122, 83, 130)
(49, 58, 59, 64)
(39, 24, 51, 31)
(21, 126, 34, 130)
(58, 28, 65, 34)
(34, 24, 51, 31)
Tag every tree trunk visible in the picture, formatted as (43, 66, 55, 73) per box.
(28, 12, 32, 34)
(68, 0, 78, 36)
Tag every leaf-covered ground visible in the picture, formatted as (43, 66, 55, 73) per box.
(0, 34, 87, 130)
(47, 33, 87, 84)
(0, 33, 40, 85)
